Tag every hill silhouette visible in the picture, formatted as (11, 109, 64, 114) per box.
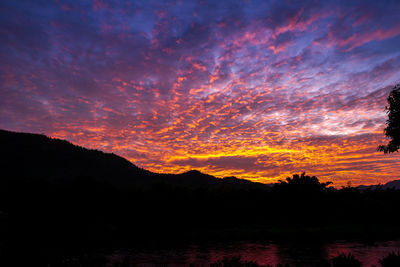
(1, 129, 150, 185)
(3, 129, 396, 190)
(0, 129, 268, 190)
(383, 180, 400, 189)
(357, 180, 400, 190)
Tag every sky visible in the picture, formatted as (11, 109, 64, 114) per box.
(1, 0, 400, 186)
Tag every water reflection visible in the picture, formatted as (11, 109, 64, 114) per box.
(109, 240, 400, 267)
(275, 243, 329, 266)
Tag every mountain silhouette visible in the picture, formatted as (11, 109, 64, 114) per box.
(1, 129, 150, 186)
(357, 180, 400, 190)
(0, 129, 268, 190)
(383, 180, 400, 189)
(3, 128, 399, 190)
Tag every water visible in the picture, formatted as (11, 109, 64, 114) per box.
(108, 240, 400, 266)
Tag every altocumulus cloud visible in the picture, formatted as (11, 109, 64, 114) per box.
(0, 0, 400, 186)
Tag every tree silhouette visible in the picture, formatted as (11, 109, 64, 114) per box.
(277, 172, 332, 191)
(378, 84, 400, 153)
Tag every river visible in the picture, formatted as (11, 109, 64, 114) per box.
(107, 240, 400, 266)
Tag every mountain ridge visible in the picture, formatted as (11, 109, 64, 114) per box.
(1, 128, 398, 190)
(0, 129, 268, 190)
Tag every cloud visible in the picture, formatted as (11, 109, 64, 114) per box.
(1, 0, 400, 186)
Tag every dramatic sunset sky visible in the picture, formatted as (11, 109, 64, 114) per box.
(1, 0, 400, 186)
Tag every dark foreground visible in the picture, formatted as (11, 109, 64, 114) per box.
(75, 240, 400, 266)
(4, 240, 400, 267)
(1, 129, 400, 266)
(3, 173, 400, 266)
